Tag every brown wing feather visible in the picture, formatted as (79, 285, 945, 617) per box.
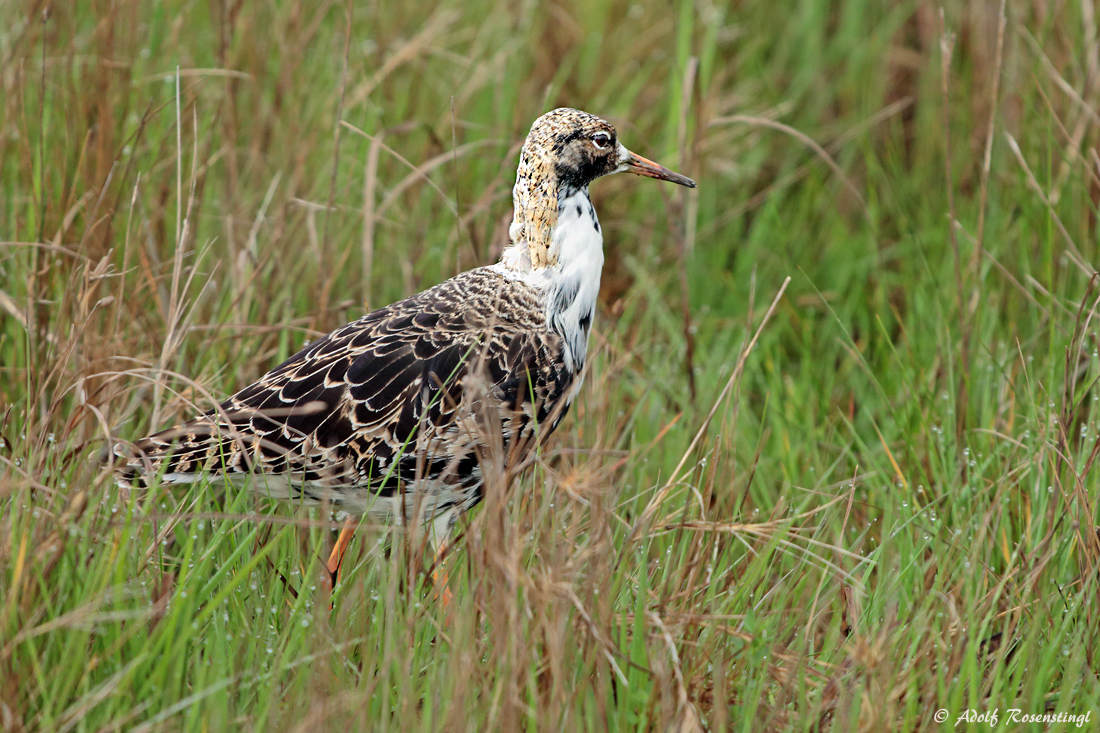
(118, 268, 575, 508)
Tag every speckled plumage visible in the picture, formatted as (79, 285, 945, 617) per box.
(116, 108, 695, 534)
(119, 268, 570, 523)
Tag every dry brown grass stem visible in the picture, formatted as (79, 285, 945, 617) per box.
(711, 115, 868, 223)
(344, 10, 459, 111)
(339, 121, 469, 223)
(623, 276, 791, 555)
(974, 0, 1006, 274)
(699, 98, 911, 240)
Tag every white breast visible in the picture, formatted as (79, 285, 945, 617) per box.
(490, 187, 605, 376)
(546, 188, 604, 372)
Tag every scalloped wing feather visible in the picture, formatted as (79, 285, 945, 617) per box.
(117, 268, 575, 518)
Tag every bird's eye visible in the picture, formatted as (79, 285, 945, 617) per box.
(591, 131, 612, 149)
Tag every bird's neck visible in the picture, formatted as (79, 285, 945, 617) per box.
(498, 179, 604, 372)
(504, 148, 562, 269)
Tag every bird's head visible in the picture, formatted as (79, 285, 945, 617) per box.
(510, 108, 695, 268)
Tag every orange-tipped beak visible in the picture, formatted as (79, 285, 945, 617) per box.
(623, 151, 696, 188)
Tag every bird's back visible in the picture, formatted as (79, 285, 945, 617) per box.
(117, 267, 575, 520)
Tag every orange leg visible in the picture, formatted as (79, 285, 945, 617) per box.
(426, 510, 459, 609)
(324, 516, 358, 594)
(430, 538, 454, 609)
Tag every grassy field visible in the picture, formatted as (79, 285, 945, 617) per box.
(3, 0, 1100, 729)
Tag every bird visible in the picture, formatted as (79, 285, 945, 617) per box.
(116, 107, 695, 592)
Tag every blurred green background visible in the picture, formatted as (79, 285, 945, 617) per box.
(2, 0, 1099, 730)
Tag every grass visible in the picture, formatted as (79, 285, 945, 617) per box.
(2, 0, 1100, 729)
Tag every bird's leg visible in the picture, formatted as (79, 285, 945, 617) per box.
(324, 515, 358, 594)
(430, 542, 454, 609)
(427, 509, 457, 609)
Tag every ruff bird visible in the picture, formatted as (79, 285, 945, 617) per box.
(117, 107, 695, 590)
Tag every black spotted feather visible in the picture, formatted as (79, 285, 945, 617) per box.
(117, 268, 574, 520)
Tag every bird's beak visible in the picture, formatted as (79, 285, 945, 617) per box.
(620, 148, 696, 188)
